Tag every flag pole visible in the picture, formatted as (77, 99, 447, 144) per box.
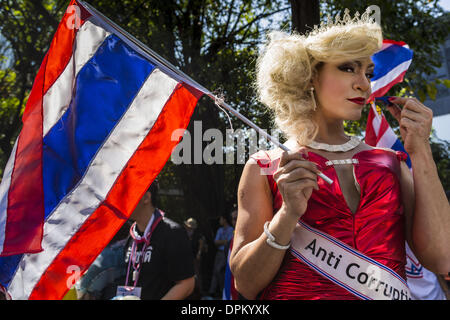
(78, 1, 333, 185)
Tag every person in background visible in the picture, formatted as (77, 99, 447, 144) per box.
(223, 209, 239, 300)
(184, 217, 207, 298)
(406, 241, 448, 300)
(114, 180, 195, 300)
(208, 213, 234, 298)
(76, 221, 131, 300)
(404, 189, 449, 300)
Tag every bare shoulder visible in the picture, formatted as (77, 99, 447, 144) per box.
(235, 151, 275, 248)
(239, 154, 272, 199)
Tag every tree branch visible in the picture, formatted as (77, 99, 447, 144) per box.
(204, 6, 290, 61)
(30, 0, 59, 30)
(229, 6, 290, 39)
(222, 0, 236, 38)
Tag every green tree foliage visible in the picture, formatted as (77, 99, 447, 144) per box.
(0, 0, 68, 176)
(431, 138, 450, 190)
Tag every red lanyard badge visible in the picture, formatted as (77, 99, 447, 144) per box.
(125, 209, 163, 288)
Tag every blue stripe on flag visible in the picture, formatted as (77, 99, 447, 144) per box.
(391, 139, 412, 168)
(42, 34, 155, 219)
(371, 45, 413, 81)
(0, 254, 21, 287)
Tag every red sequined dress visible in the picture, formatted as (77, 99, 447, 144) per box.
(251, 148, 408, 300)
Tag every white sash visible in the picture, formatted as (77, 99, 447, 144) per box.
(290, 221, 411, 300)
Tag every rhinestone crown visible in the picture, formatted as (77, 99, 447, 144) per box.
(308, 7, 377, 37)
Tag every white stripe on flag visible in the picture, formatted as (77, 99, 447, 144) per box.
(380, 43, 393, 51)
(369, 103, 399, 149)
(8, 69, 178, 299)
(376, 127, 398, 149)
(370, 60, 412, 93)
(0, 139, 19, 254)
(43, 21, 111, 136)
(370, 105, 382, 137)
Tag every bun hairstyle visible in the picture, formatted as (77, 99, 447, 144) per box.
(256, 8, 383, 145)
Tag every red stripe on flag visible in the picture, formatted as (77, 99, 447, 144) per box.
(382, 39, 407, 47)
(1, 1, 91, 256)
(365, 105, 391, 147)
(365, 106, 377, 146)
(376, 116, 390, 145)
(2, 55, 46, 256)
(28, 84, 201, 299)
(23, 0, 90, 122)
(368, 70, 407, 102)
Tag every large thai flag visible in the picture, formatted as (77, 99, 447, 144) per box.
(0, 0, 203, 299)
(368, 40, 413, 103)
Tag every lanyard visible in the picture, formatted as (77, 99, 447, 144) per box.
(125, 209, 163, 288)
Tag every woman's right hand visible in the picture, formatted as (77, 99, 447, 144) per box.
(273, 150, 319, 218)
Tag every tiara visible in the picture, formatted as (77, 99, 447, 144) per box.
(308, 7, 377, 36)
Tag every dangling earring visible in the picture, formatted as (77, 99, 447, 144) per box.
(310, 87, 317, 111)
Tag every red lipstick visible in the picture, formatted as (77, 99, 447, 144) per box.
(347, 97, 366, 105)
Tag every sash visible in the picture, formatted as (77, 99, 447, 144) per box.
(290, 221, 411, 300)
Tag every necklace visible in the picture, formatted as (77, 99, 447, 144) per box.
(307, 135, 360, 152)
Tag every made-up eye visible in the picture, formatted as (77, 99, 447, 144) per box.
(338, 65, 354, 73)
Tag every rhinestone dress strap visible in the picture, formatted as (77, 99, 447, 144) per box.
(324, 158, 359, 166)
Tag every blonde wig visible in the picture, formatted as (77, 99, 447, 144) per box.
(256, 9, 383, 145)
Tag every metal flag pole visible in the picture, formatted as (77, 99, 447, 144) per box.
(78, 1, 333, 185)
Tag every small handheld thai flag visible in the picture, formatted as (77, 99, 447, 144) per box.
(366, 38, 413, 166)
(368, 40, 413, 103)
(0, 0, 203, 299)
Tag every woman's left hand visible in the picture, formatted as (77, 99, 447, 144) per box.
(386, 96, 433, 155)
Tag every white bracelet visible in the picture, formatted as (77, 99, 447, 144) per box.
(263, 221, 290, 250)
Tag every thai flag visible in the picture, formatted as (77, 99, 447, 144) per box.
(368, 40, 413, 103)
(0, 0, 203, 299)
(365, 39, 413, 166)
